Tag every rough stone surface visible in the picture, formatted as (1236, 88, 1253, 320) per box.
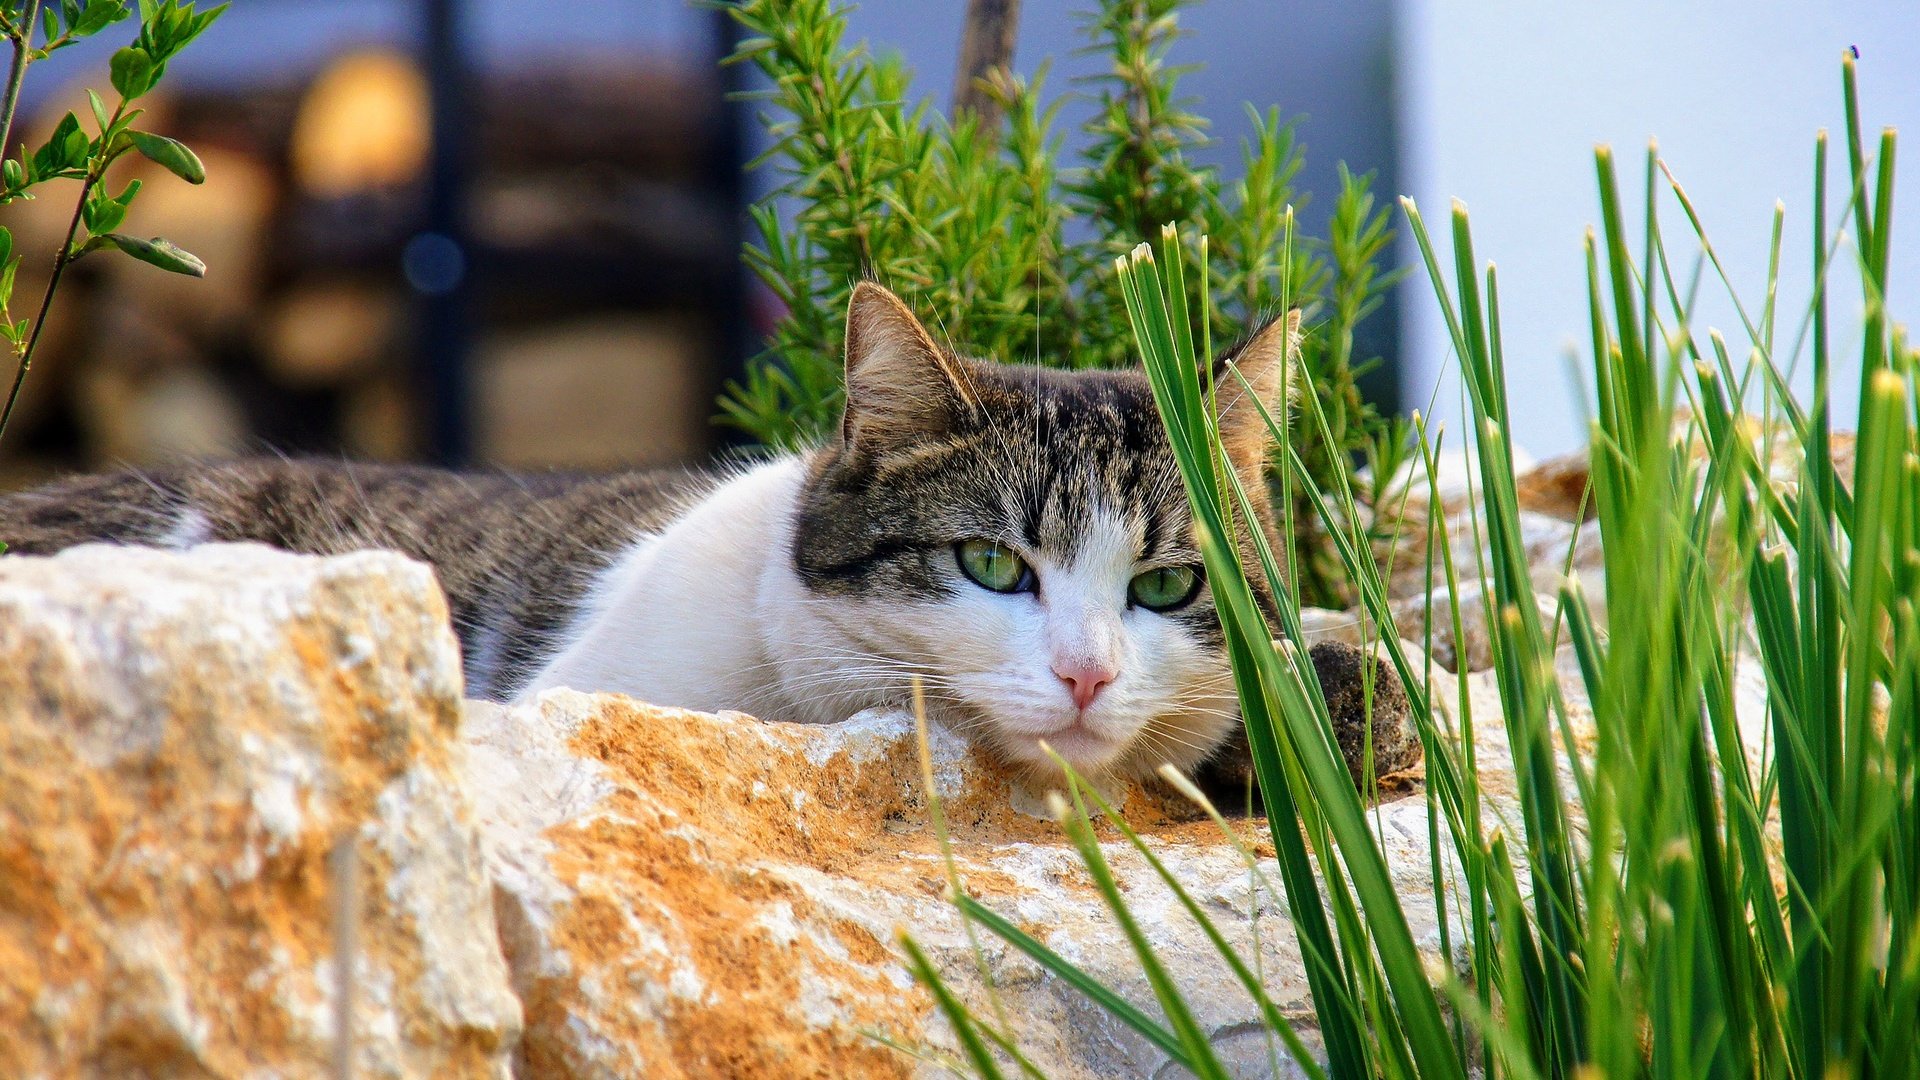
(453, 637, 1773, 1079)
(1337, 496, 1606, 672)
(1513, 450, 1594, 521)
(468, 689, 1363, 1079)
(1383, 508, 1586, 602)
(0, 544, 521, 1079)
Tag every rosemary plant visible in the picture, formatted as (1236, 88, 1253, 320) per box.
(719, 0, 1400, 603)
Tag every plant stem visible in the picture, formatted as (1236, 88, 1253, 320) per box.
(0, 171, 94, 446)
(0, 0, 39, 173)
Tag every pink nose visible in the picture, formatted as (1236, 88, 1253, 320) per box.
(1053, 660, 1117, 710)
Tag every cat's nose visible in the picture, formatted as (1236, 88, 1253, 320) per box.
(1052, 660, 1117, 710)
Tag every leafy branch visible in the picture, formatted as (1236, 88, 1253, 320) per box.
(0, 0, 224, 451)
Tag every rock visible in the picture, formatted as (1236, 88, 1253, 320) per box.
(1296, 605, 1372, 649)
(1368, 501, 1603, 673)
(1384, 508, 1584, 601)
(1371, 445, 1539, 522)
(1389, 579, 1572, 673)
(0, 544, 521, 1078)
(1513, 450, 1593, 521)
(469, 687, 1390, 1078)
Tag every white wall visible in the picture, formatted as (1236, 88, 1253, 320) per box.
(1396, 1, 1919, 457)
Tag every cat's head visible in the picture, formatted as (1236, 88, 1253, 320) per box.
(787, 282, 1295, 781)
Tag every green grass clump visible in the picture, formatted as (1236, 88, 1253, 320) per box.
(904, 58, 1918, 1079)
(718, 0, 1400, 604)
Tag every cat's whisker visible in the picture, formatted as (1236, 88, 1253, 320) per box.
(720, 649, 931, 677)
(1131, 728, 1215, 762)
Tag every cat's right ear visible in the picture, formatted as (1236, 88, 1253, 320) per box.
(1211, 308, 1301, 467)
(841, 282, 977, 451)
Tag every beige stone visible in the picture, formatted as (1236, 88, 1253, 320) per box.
(0, 544, 520, 1078)
(467, 690, 1348, 1079)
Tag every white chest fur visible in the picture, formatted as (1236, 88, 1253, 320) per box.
(518, 456, 814, 712)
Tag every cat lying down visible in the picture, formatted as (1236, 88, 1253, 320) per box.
(2, 282, 1322, 785)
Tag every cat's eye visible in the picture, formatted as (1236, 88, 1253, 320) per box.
(956, 539, 1031, 593)
(1128, 565, 1202, 611)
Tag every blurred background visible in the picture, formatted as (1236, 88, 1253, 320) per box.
(0, 0, 1912, 490)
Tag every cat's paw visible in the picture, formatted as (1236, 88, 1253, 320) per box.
(1188, 640, 1421, 815)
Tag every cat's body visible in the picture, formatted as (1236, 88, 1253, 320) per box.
(0, 457, 717, 701)
(1, 284, 1295, 780)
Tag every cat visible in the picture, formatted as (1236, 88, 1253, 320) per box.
(0, 282, 1299, 783)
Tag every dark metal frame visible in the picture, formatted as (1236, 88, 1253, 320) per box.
(414, 0, 751, 465)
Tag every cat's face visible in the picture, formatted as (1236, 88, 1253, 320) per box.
(786, 283, 1292, 781)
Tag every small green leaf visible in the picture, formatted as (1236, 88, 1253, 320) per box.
(86, 89, 110, 133)
(0, 226, 10, 267)
(41, 5, 59, 44)
(75, 0, 130, 36)
(110, 46, 154, 99)
(191, 4, 227, 39)
(0, 256, 17, 307)
(83, 189, 127, 233)
(127, 130, 203, 183)
(95, 233, 205, 276)
(2, 159, 22, 191)
(31, 112, 87, 179)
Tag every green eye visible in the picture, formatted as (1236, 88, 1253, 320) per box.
(956, 539, 1030, 593)
(1128, 565, 1202, 611)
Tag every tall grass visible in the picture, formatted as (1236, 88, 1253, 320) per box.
(904, 60, 1916, 1078)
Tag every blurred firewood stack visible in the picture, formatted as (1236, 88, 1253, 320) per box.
(1, 45, 732, 489)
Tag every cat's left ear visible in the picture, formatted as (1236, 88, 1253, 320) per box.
(1211, 309, 1301, 466)
(841, 282, 978, 452)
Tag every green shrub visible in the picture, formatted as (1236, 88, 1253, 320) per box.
(718, 0, 1400, 604)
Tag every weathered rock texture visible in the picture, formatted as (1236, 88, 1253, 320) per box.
(467, 690, 1340, 1079)
(0, 542, 1443, 1079)
(0, 544, 521, 1078)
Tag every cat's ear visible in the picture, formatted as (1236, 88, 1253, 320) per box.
(1211, 309, 1301, 466)
(841, 281, 977, 450)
